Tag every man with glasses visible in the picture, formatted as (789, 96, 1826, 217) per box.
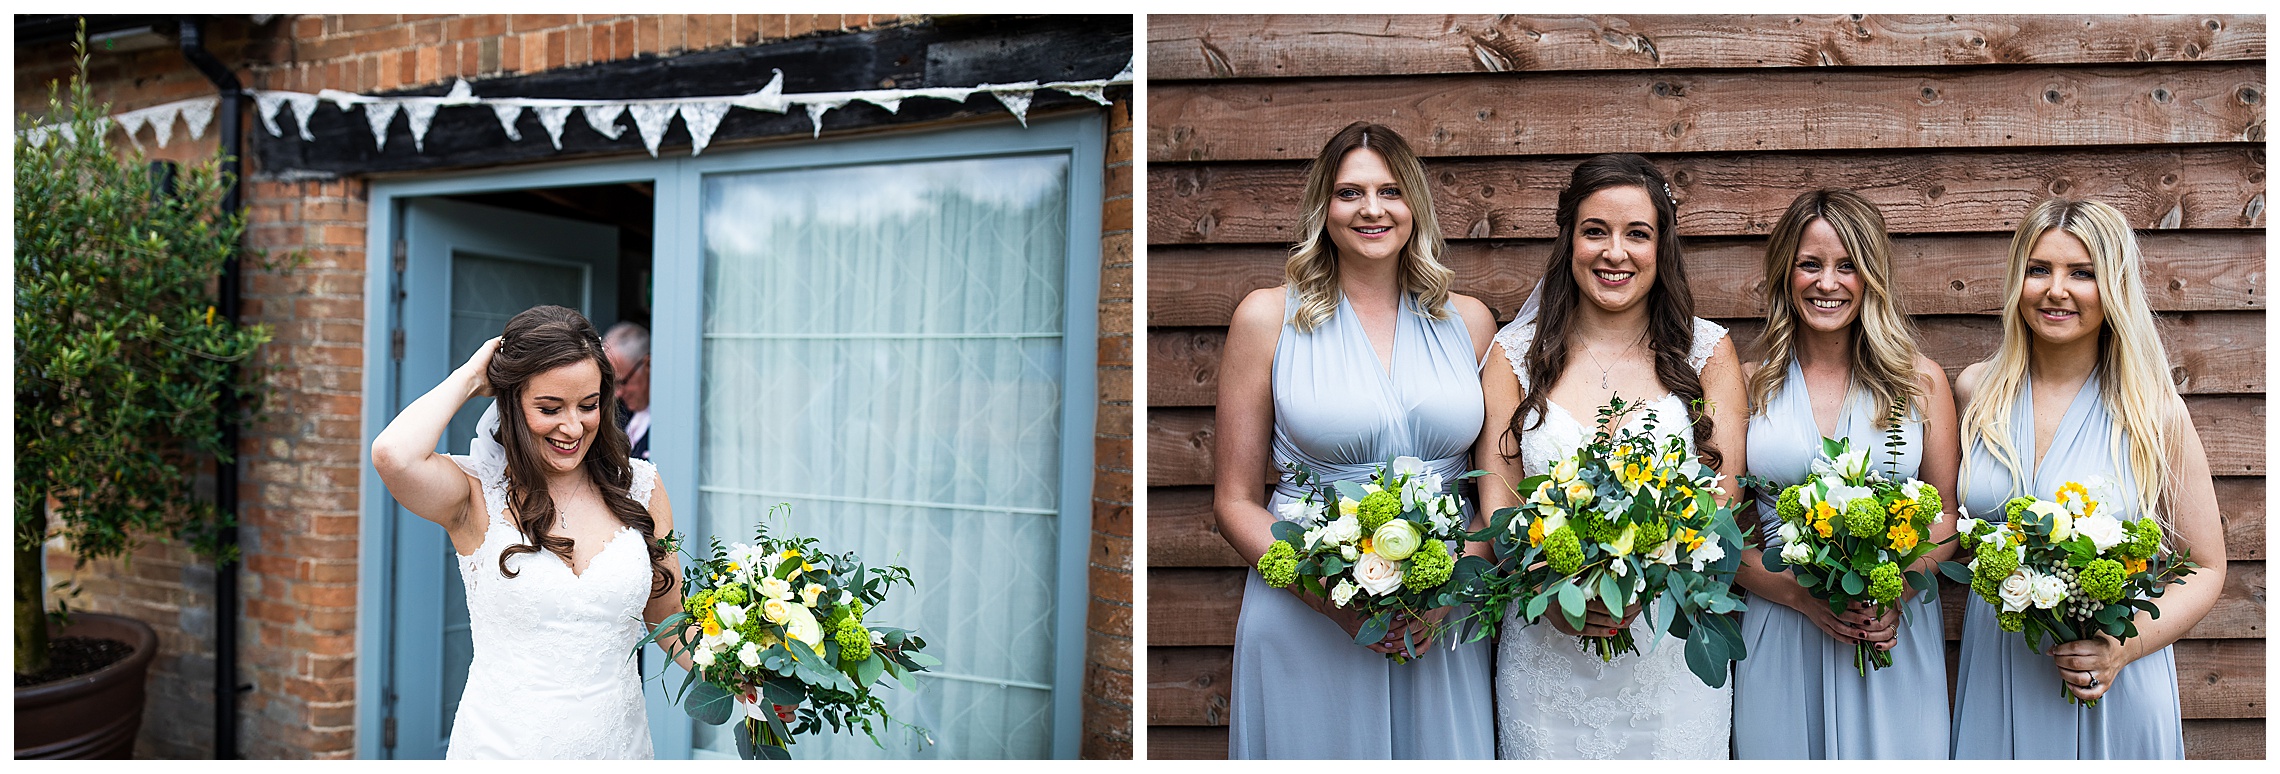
(603, 321, 652, 461)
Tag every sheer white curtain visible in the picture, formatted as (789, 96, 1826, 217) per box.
(693, 154, 1072, 759)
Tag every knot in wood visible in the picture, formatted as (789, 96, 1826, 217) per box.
(2153, 88, 2172, 104)
(2238, 87, 2261, 105)
(2044, 89, 2064, 104)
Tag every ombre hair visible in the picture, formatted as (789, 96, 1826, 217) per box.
(1747, 190, 1925, 425)
(489, 305, 672, 599)
(1959, 199, 2181, 524)
(1284, 122, 1455, 331)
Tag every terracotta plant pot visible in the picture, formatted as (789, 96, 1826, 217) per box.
(14, 612, 158, 759)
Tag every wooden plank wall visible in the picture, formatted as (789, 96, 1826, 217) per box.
(1144, 15, 2266, 760)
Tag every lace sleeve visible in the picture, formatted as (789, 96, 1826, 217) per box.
(448, 453, 511, 530)
(629, 458, 659, 509)
(1687, 318, 1729, 374)
(1493, 319, 1538, 392)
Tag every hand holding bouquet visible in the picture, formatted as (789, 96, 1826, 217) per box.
(1461, 396, 1750, 688)
(640, 509, 940, 758)
(1751, 419, 1949, 675)
(1938, 480, 2197, 706)
(1255, 456, 1486, 661)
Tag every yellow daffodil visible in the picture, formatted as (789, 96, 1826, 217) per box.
(702, 616, 722, 636)
(2124, 556, 2147, 575)
(1527, 517, 1547, 547)
(1886, 523, 1919, 552)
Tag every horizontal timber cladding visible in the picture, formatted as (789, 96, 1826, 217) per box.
(1142, 14, 2266, 760)
(1151, 64, 2267, 161)
(254, 15, 1132, 176)
(1149, 146, 2267, 244)
(1148, 15, 2268, 79)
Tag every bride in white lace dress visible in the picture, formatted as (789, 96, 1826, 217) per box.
(1472, 156, 1750, 759)
(373, 306, 685, 759)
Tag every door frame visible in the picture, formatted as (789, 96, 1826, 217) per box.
(356, 111, 1104, 759)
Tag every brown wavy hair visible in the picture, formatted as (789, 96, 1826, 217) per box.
(488, 305, 671, 599)
(1506, 154, 1721, 470)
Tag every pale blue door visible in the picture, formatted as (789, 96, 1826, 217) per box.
(384, 198, 618, 758)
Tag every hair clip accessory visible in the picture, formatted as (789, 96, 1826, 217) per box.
(1663, 182, 1676, 205)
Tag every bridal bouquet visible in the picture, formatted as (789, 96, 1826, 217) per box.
(1461, 396, 1750, 688)
(1256, 456, 1489, 660)
(640, 508, 939, 758)
(1750, 416, 1949, 675)
(1938, 480, 2197, 706)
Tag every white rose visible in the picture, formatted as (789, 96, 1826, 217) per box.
(1351, 552, 1405, 596)
(2029, 573, 2069, 610)
(1329, 579, 1358, 608)
(1563, 480, 1596, 507)
(1780, 539, 1814, 565)
(1302, 526, 1328, 550)
(761, 598, 793, 625)
(737, 642, 762, 668)
(1321, 515, 1362, 545)
(1688, 537, 1726, 572)
(692, 647, 717, 667)
(1997, 570, 2036, 613)
(759, 576, 794, 600)
(1552, 456, 1580, 484)
(1775, 522, 1800, 543)
(801, 583, 826, 608)
(1340, 545, 1359, 562)
(2075, 513, 2127, 552)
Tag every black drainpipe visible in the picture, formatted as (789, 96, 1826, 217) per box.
(177, 15, 245, 761)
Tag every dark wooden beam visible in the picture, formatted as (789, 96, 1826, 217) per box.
(252, 15, 1131, 176)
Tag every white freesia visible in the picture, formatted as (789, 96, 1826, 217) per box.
(1833, 447, 1870, 480)
(2028, 572, 2069, 610)
(737, 642, 762, 668)
(1824, 483, 1874, 510)
(1997, 570, 2035, 613)
(2075, 513, 2127, 552)
(1351, 552, 1404, 596)
(1688, 537, 1726, 572)
(1329, 579, 1358, 608)
(714, 601, 749, 630)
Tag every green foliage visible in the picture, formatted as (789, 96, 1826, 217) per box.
(16, 30, 276, 674)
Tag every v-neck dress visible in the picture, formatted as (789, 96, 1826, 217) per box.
(1950, 369, 2183, 759)
(1225, 290, 1495, 759)
(1733, 359, 1948, 759)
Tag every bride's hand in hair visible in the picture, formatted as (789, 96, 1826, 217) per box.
(459, 337, 501, 398)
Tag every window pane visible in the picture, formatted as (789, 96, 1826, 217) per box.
(696, 153, 1071, 759)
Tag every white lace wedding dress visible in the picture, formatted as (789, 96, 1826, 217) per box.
(1492, 317, 1733, 760)
(443, 406, 657, 759)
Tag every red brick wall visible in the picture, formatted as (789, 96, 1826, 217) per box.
(1082, 98, 1136, 759)
(20, 13, 1131, 759)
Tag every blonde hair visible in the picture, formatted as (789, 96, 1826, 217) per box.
(1285, 122, 1454, 331)
(1959, 198, 2181, 521)
(1747, 190, 1924, 426)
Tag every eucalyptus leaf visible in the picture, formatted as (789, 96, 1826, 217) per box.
(1354, 613, 1389, 646)
(684, 680, 737, 725)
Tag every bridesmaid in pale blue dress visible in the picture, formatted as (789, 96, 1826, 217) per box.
(1949, 198, 2226, 759)
(1732, 190, 1959, 759)
(1216, 122, 1499, 759)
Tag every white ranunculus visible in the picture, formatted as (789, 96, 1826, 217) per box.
(2029, 572, 2069, 610)
(759, 576, 794, 601)
(1688, 537, 1726, 572)
(715, 601, 749, 630)
(737, 642, 762, 668)
(2075, 513, 2127, 552)
(1780, 538, 1814, 565)
(2028, 500, 2073, 540)
(1372, 519, 1422, 561)
(1997, 570, 2036, 613)
(1330, 579, 1358, 608)
(1351, 552, 1405, 596)
(1552, 456, 1580, 484)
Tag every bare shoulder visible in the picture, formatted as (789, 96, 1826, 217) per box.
(1447, 292, 1498, 355)
(1916, 355, 1954, 398)
(1229, 285, 1289, 335)
(1739, 358, 1761, 382)
(1953, 361, 1991, 405)
(1705, 333, 1743, 371)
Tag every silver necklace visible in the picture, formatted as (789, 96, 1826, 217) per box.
(1580, 332, 1649, 390)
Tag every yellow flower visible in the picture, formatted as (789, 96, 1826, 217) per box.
(1886, 523, 1919, 552)
(2123, 556, 2148, 575)
(1527, 517, 1547, 547)
(1677, 527, 1705, 552)
(1360, 537, 1375, 555)
(702, 616, 722, 637)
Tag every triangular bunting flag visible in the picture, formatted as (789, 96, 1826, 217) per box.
(282, 92, 321, 141)
(991, 84, 1038, 127)
(1111, 59, 1133, 83)
(319, 89, 363, 113)
(534, 105, 574, 149)
(403, 101, 440, 152)
(582, 103, 627, 140)
(180, 98, 216, 142)
(114, 108, 150, 150)
(730, 70, 789, 113)
(803, 99, 850, 138)
(440, 79, 477, 104)
(251, 90, 290, 137)
(1055, 83, 1109, 106)
(857, 94, 903, 113)
(491, 104, 525, 141)
(628, 102, 678, 156)
(680, 102, 729, 155)
(364, 101, 402, 151)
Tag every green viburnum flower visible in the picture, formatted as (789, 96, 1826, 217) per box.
(835, 622, 874, 663)
(1997, 610, 2026, 632)
(1633, 519, 1669, 554)
(1357, 490, 1404, 533)
(2118, 518, 2163, 560)
(1775, 486, 1805, 524)
(1972, 549, 2019, 605)
(1867, 562, 1903, 604)
(1544, 525, 1584, 576)
(1576, 511, 1619, 545)
(2078, 558, 2126, 603)
(1258, 541, 1299, 588)
(1912, 486, 1943, 522)
(684, 589, 717, 615)
(1403, 540, 1454, 592)
(717, 584, 750, 605)
(826, 598, 867, 631)
(1844, 497, 1885, 538)
(2003, 497, 2035, 524)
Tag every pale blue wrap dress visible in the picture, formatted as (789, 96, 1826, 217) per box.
(1734, 360, 1949, 758)
(1951, 369, 2184, 759)
(1226, 290, 1496, 759)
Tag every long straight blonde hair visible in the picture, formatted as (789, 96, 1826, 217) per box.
(1747, 189, 1924, 426)
(1284, 122, 1455, 331)
(1959, 198, 2181, 521)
